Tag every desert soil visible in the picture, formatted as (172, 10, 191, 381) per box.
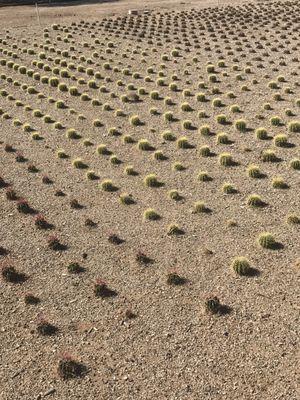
(0, 0, 299, 399)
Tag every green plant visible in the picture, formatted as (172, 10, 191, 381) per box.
(72, 158, 86, 169)
(219, 153, 233, 166)
(262, 150, 277, 162)
(199, 125, 211, 136)
(255, 128, 268, 140)
(235, 119, 247, 132)
(212, 98, 222, 107)
(268, 81, 278, 89)
(167, 224, 183, 236)
(193, 201, 208, 213)
(247, 194, 265, 207)
(164, 111, 174, 122)
(173, 162, 185, 171)
(153, 150, 165, 161)
(196, 92, 206, 102)
(182, 119, 193, 129)
(216, 132, 229, 144)
(270, 116, 282, 126)
(67, 262, 83, 274)
(230, 104, 240, 113)
(101, 179, 116, 191)
(143, 208, 160, 221)
(247, 165, 262, 178)
(69, 86, 79, 96)
(168, 190, 181, 201)
(66, 129, 80, 139)
(198, 171, 211, 182)
(205, 296, 221, 314)
(272, 177, 288, 189)
(138, 139, 152, 151)
(177, 136, 190, 149)
(57, 149, 67, 159)
(162, 130, 176, 141)
(119, 193, 134, 205)
(222, 183, 236, 194)
(123, 135, 135, 144)
(86, 170, 98, 180)
(181, 102, 193, 112)
(96, 144, 109, 155)
(124, 165, 137, 176)
(274, 134, 288, 147)
(288, 120, 300, 133)
(199, 146, 211, 157)
(144, 174, 159, 187)
(110, 155, 121, 165)
(289, 158, 300, 170)
(257, 232, 276, 249)
(286, 214, 300, 225)
(130, 115, 142, 126)
(216, 114, 227, 125)
(231, 257, 252, 276)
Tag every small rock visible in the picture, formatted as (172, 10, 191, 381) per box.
(44, 388, 56, 396)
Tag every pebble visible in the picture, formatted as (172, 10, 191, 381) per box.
(44, 388, 56, 396)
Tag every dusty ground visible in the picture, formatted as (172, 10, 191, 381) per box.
(0, 0, 299, 399)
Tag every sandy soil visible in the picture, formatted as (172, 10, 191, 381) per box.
(0, 0, 299, 399)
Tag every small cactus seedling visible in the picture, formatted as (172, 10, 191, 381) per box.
(288, 121, 300, 133)
(222, 183, 236, 194)
(135, 251, 152, 265)
(94, 279, 117, 298)
(67, 262, 83, 274)
(0, 246, 8, 256)
(4, 143, 14, 152)
(257, 232, 276, 249)
(125, 309, 137, 320)
(231, 257, 252, 276)
(85, 218, 97, 227)
(101, 179, 116, 191)
(247, 165, 262, 178)
(1, 264, 26, 283)
(119, 193, 134, 205)
(167, 224, 184, 235)
(262, 150, 278, 162)
(42, 175, 53, 184)
(24, 293, 40, 305)
(289, 159, 300, 170)
(193, 201, 209, 213)
(35, 214, 52, 229)
(6, 188, 18, 200)
(15, 152, 26, 162)
(272, 177, 288, 189)
(0, 176, 7, 188)
(108, 233, 123, 245)
(205, 295, 221, 314)
(70, 199, 82, 209)
(219, 153, 234, 166)
(286, 214, 300, 225)
(143, 208, 160, 221)
(247, 194, 265, 208)
(58, 353, 86, 380)
(17, 199, 33, 214)
(36, 316, 57, 336)
(48, 235, 63, 251)
(144, 174, 160, 187)
(167, 271, 186, 286)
